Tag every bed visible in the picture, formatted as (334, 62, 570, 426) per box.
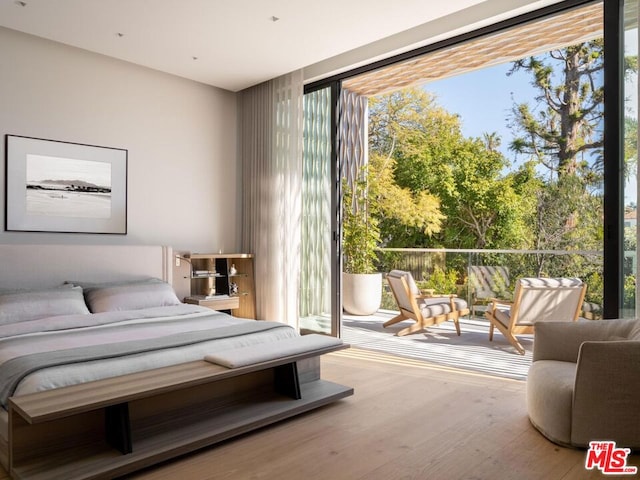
(0, 245, 351, 479)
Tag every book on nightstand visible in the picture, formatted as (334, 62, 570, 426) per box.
(187, 294, 230, 301)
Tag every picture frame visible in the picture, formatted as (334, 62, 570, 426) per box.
(5, 135, 127, 234)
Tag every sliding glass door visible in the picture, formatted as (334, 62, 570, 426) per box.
(299, 0, 637, 328)
(299, 86, 338, 335)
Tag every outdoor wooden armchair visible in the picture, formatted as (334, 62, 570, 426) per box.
(485, 277, 587, 355)
(384, 270, 469, 337)
(468, 265, 510, 317)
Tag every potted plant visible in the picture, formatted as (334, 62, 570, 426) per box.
(342, 170, 382, 315)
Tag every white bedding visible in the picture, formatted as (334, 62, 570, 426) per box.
(0, 305, 297, 405)
(0, 305, 298, 446)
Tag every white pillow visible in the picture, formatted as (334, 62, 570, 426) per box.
(0, 285, 90, 324)
(80, 278, 181, 313)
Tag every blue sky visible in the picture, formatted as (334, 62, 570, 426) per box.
(423, 57, 638, 206)
(424, 62, 543, 167)
(426, 64, 526, 145)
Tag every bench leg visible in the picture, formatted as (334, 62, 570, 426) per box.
(106, 403, 132, 454)
(274, 363, 302, 400)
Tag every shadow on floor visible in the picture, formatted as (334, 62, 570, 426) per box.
(340, 310, 533, 380)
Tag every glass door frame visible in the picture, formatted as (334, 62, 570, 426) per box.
(603, 0, 629, 318)
(330, 81, 342, 337)
(306, 0, 630, 330)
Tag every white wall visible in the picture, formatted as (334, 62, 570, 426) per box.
(0, 27, 239, 254)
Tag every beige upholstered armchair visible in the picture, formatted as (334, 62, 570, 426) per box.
(527, 319, 640, 448)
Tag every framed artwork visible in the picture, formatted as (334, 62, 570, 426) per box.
(5, 135, 127, 234)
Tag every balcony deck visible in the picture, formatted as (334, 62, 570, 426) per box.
(342, 311, 533, 380)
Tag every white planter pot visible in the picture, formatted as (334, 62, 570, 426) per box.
(342, 272, 382, 315)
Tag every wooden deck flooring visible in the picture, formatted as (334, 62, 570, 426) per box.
(341, 311, 534, 379)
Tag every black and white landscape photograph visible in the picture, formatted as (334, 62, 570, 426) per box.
(25, 154, 112, 219)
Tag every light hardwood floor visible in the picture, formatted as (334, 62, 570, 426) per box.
(0, 348, 636, 480)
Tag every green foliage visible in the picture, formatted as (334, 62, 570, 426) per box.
(505, 42, 609, 278)
(369, 152, 444, 242)
(624, 275, 636, 309)
(369, 88, 533, 250)
(357, 40, 624, 308)
(345, 90, 447, 266)
(624, 117, 638, 180)
(342, 170, 380, 274)
(508, 40, 604, 179)
(583, 271, 603, 305)
(624, 225, 637, 252)
(419, 266, 458, 294)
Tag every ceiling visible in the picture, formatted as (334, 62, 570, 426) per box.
(0, 0, 564, 92)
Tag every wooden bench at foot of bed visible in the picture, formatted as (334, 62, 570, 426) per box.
(7, 336, 352, 480)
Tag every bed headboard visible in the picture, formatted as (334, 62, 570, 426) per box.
(0, 244, 174, 290)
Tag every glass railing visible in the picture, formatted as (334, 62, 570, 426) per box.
(374, 247, 634, 318)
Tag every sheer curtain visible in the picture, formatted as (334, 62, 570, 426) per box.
(240, 70, 304, 328)
(300, 87, 332, 321)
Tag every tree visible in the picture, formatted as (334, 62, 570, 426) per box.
(369, 88, 461, 162)
(507, 41, 607, 277)
(368, 152, 444, 242)
(435, 137, 533, 249)
(482, 132, 502, 153)
(508, 40, 604, 179)
(369, 88, 532, 250)
(342, 167, 380, 274)
(368, 89, 458, 248)
(624, 116, 638, 181)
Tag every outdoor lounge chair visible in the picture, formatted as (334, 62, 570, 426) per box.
(485, 277, 587, 355)
(468, 265, 510, 317)
(384, 270, 469, 337)
(581, 300, 602, 320)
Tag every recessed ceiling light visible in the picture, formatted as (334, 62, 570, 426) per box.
(14, 1, 27, 7)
